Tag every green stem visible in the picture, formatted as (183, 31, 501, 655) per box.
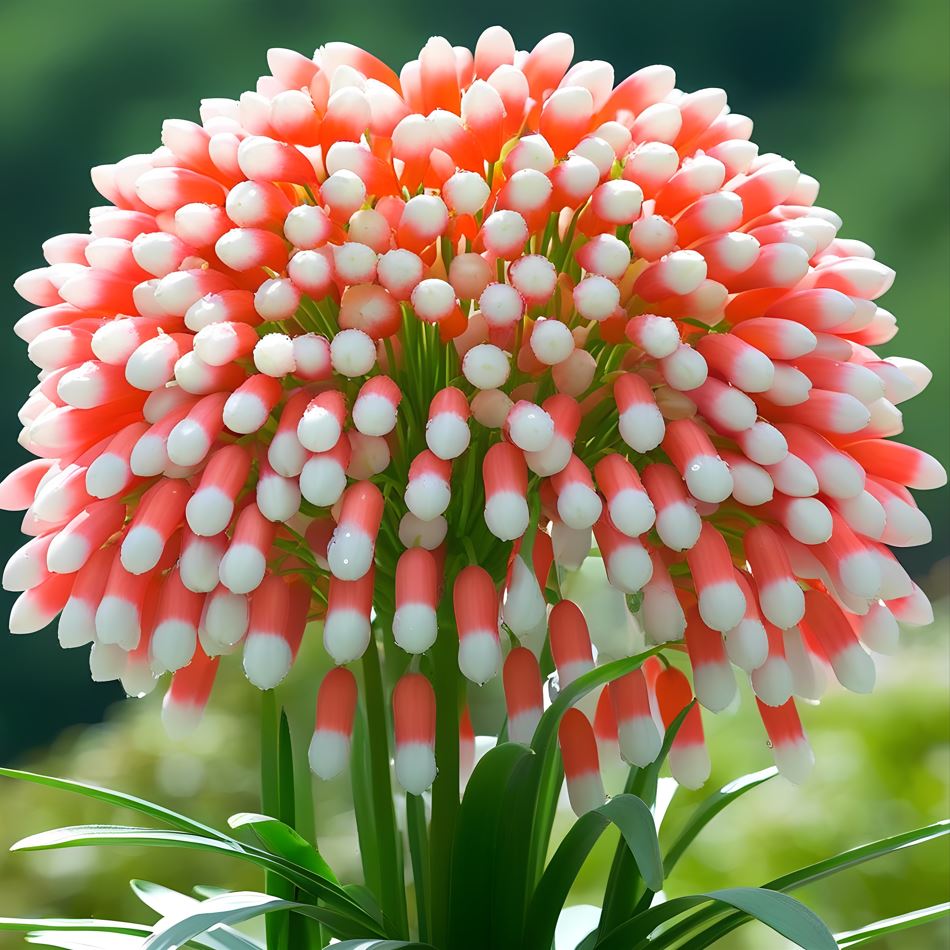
(290, 713, 323, 950)
(429, 592, 461, 946)
(350, 705, 382, 899)
(406, 793, 431, 941)
(260, 691, 292, 950)
(361, 640, 409, 938)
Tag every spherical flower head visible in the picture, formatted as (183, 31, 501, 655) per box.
(4, 26, 943, 792)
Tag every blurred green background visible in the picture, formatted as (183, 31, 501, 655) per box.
(0, 0, 947, 947)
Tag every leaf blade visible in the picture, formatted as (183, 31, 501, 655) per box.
(446, 742, 535, 950)
(142, 891, 377, 950)
(227, 813, 340, 886)
(129, 881, 265, 950)
(595, 887, 837, 950)
(0, 918, 151, 937)
(598, 795, 664, 893)
(835, 902, 950, 947)
(9, 824, 377, 933)
(523, 794, 662, 950)
(0, 767, 230, 841)
(659, 820, 950, 949)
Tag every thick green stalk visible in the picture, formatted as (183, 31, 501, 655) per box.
(290, 713, 323, 950)
(429, 595, 461, 946)
(350, 706, 382, 899)
(406, 792, 431, 942)
(361, 640, 409, 937)
(260, 691, 292, 950)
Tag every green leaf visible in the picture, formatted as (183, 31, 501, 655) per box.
(350, 706, 382, 899)
(658, 820, 950, 949)
(10, 824, 379, 935)
(324, 942, 436, 949)
(130, 881, 265, 950)
(490, 746, 545, 947)
(2, 917, 229, 950)
(193, 886, 234, 900)
(446, 742, 535, 950)
(523, 648, 663, 899)
(360, 641, 409, 938)
(530, 648, 663, 758)
(599, 796, 664, 891)
(227, 813, 340, 886)
(0, 918, 150, 937)
(835, 902, 950, 947)
(662, 767, 778, 875)
(598, 705, 692, 938)
(132, 878, 197, 917)
(0, 767, 230, 841)
(405, 793, 431, 942)
(764, 819, 949, 892)
(343, 884, 385, 923)
(259, 694, 292, 950)
(25, 934, 145, 949)
(575, 930, 599, 950)
(523, 795, 662, 950)
(277, 710, 296, 830)
(524, 812, 607, 950)
(143, 891, 377, 950)
(594, 887, 837, 950)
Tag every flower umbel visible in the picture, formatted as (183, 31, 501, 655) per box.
(4, 27, 945, 800)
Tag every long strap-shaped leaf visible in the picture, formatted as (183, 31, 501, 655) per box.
(653, 819, 950, 949)
(324, 941, 437, 949)
(0, 767, 231, 841)
(228, 813, 340, 885)
(597, 705, 691, 937)
(405, 793, 431, 943)
(529, 649, 664, 759)
(0, 915, 231, 950)
(130, 880, 265, 950)
(446, 742, 534, 950)
(142, 891, 377, 950)
(662, 767, 777, 876)
(0, 917, 151, 937)
(523, 795, 662, 950)
(835, 902, 950, 947)
(9, 825, 381, 937)
(524, 649, 664, 880)
(18, 933, 144, 950)
(489, 743, 544, 947)
(594, 887, 837, 950)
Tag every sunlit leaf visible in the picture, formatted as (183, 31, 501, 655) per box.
(26, 933, 146, 949)
(10, 824, 377, 934)
(524, 794, 662, 949)
(835, 902, 950, 947)
(193, 887, 232, 900)
(596, 887, 837, 950)
(227, 813, 340, 886)
(142, 891, 381, 950)
(659, 820, 950, 948)
(0, 918, 150, 937)
(130, 881, 264, 950)
(0, 768, 230, 841)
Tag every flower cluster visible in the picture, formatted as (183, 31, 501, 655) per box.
(4, 27, 943, 804)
